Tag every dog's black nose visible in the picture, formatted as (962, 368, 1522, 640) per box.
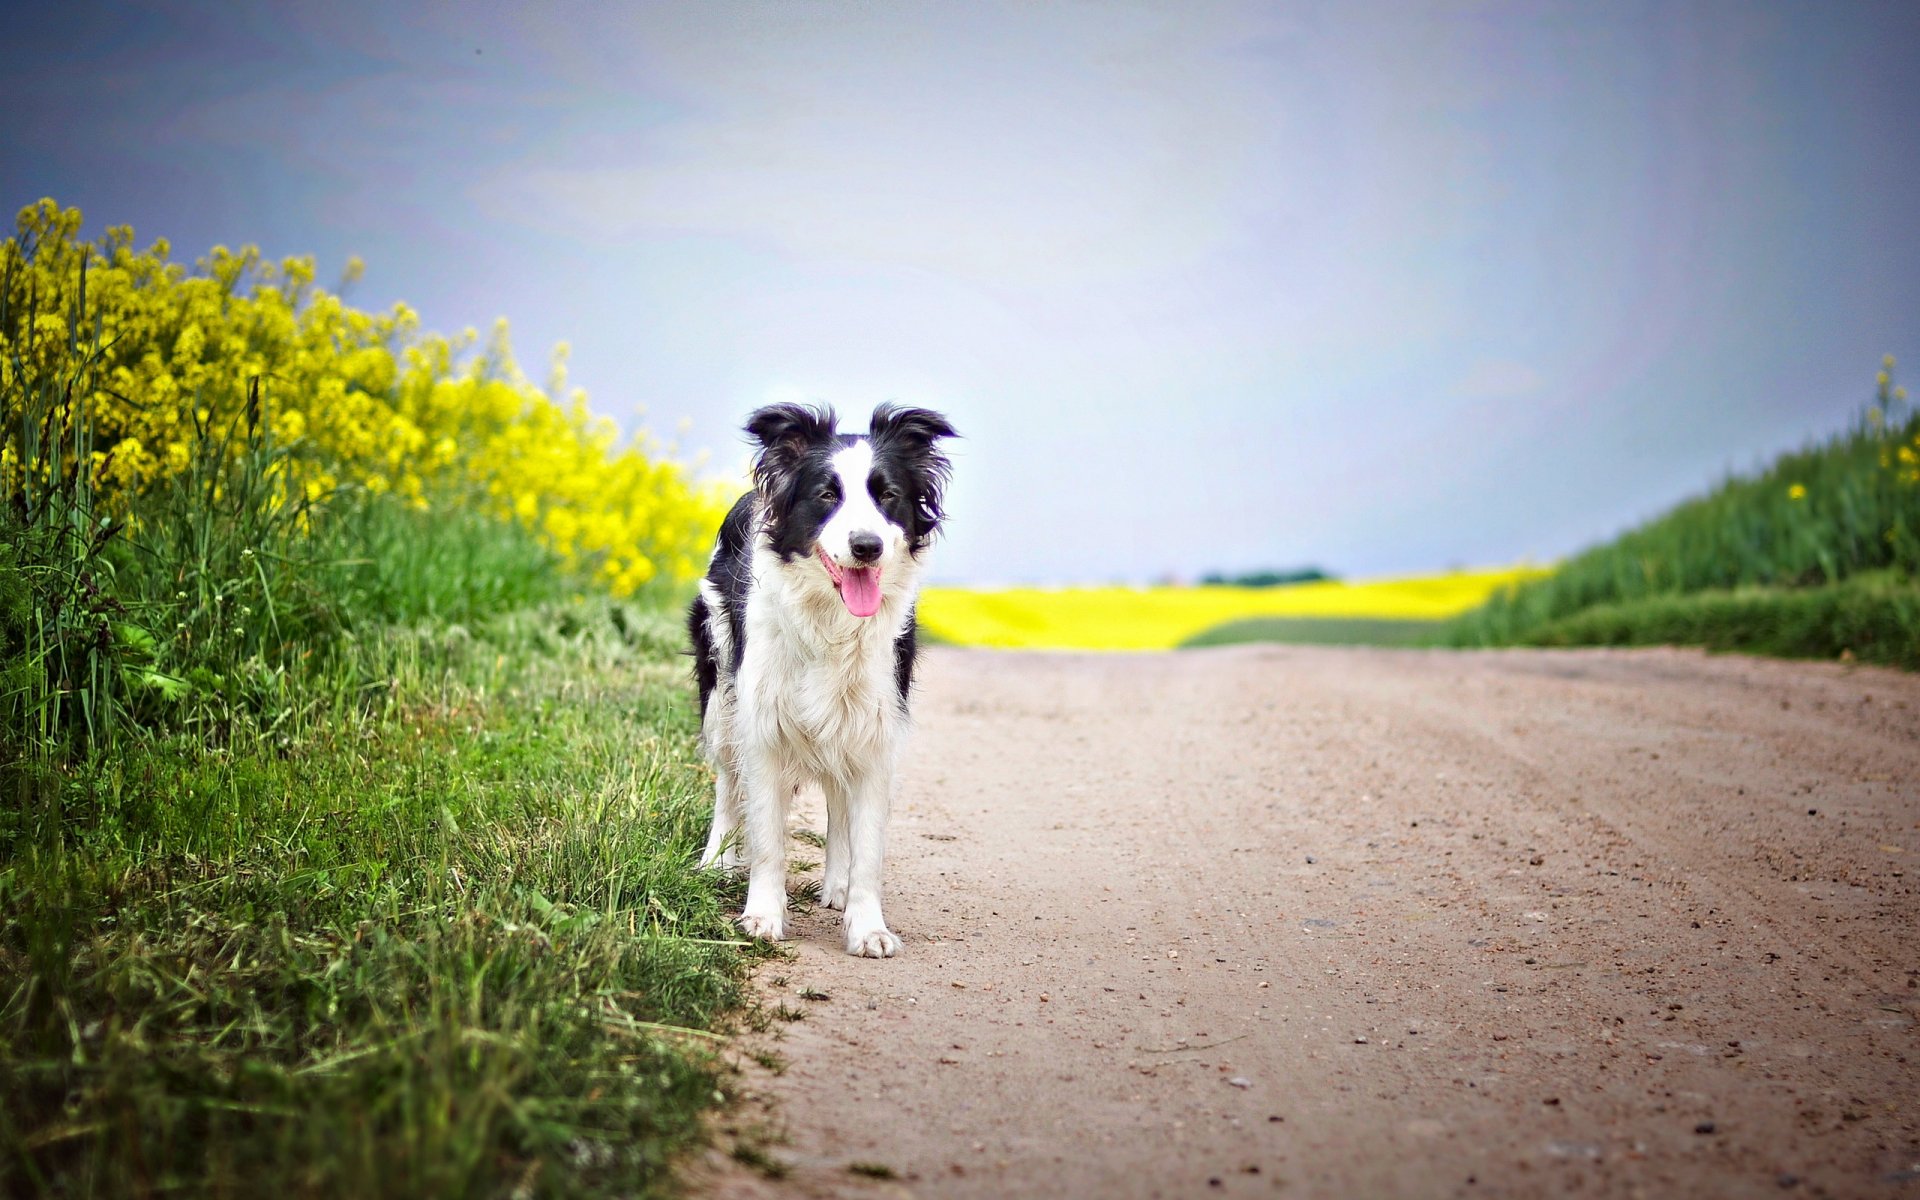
(849, 532, 883, 563)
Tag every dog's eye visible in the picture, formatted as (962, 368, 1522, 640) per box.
(879, 488, 899, 503)
(819, 488, 838, 503)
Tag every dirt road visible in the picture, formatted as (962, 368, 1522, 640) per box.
(700, 646, 1920, 1199)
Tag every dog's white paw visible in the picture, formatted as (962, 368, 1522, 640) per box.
(845, 925, 901, 958)
(738, 909, 787, 942)
(820, 880, 848, 911)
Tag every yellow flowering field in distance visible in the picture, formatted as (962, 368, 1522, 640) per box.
(917, 566, 1548, 650)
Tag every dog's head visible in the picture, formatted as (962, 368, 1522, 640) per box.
(746, 402, 957, 618)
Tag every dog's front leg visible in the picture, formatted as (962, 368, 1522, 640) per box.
(736, 755, 791, 942)
(698, 758, 742, 872)
(838, 769, 901, 958)
(819, 782, 850, 911)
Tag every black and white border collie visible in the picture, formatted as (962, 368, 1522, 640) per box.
(688, 403, 957, 957)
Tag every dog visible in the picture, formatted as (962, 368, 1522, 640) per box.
(688, 402, 956, 957)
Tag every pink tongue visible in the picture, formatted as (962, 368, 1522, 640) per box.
(839, 566, 882, 617)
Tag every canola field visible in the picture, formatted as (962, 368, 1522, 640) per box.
(2, 201, 726, 596)
(917, 566, 1545, 650)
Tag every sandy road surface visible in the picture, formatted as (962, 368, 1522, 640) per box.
(698, 646, 1920, 1199)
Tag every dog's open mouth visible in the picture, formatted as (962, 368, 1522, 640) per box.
(816, 547, 883, 618)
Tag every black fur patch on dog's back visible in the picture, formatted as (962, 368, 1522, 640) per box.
(690, 492, 757, 720)
(892, 612, 918, 712)
(687, 593, 717, 721)
(710, 493, 755, 674)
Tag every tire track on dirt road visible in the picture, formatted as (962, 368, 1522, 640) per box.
(696, 646, 1920, 1199)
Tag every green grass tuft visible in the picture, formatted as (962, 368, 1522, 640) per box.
(730, 1139, 789, 1179)
(1506, 571, 1920, 667)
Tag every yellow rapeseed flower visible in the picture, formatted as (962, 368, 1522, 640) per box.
(4, 202, 724, 594)
(1787, 483, 1807, 500)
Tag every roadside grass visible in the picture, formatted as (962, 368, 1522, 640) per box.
(3, 206, 748, 1196)
(918, 566, 1538, 651)
(1446, 362, 1920, 666)
(1179, 616, 1444, 649)
(1495, 570, 1920, 667)
(1, 599, 750, 1198)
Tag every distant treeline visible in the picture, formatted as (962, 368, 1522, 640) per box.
(1200, 567, 1334, 588)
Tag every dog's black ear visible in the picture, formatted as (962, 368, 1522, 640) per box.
(869, 403, 957, 451)
(745, 403, 837, 498)
(870, 404, 957, 541)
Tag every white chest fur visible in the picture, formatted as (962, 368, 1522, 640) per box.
(736, 544, 913, 785)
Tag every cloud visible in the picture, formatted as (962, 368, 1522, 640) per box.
(1451, 358, 1544, 399)
(465, 3, 1290, 291)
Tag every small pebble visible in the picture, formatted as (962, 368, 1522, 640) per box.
(1353, 1036, 1368, 1044)
(1694, 1121, 1716, 1135)
(1305, 855, 1316, 864)
(1776, 1173, 1799, 1189)
(1227, 1076, 1252, 1089)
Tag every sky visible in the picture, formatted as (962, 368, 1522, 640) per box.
(5, 0, 1918, 584)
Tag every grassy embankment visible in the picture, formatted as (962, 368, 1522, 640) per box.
(1445, 361, 1920, 668)
(2, 203, 748, 1196)
(917, 566, 1540, 651)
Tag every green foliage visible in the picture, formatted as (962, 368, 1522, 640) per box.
(1, 602, 748, 1199)
(1447, 361, 1920, 665)
(1, 240, 130, 760)
(1507, 572, 1920, 667)
(2, 209, 741, 1196)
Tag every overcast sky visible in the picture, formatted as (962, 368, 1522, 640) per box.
(7, 1, 1918, 583)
